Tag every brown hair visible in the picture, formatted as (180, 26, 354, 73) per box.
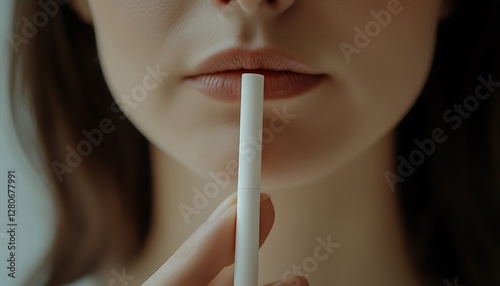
(8, 0, 500, 285)
(9, 1, 151, 284)
(397, 0, 500, 284)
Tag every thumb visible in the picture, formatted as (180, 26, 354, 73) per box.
(143, 192, 274, 286)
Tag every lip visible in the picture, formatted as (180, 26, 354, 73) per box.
(185, 48, 327, 101)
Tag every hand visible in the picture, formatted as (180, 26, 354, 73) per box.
(142, 192, 309, 286)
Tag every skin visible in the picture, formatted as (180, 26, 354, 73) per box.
(70, 0, 447, 284)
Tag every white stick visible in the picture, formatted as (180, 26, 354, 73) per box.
(234, 73, 264, 286)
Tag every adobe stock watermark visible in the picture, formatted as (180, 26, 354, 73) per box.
(178, 106, 297, 224)
(281, 235, 341, 281)
(9, 0, 70, 54)
(108, 268, 135, 286)
(51, 65, 169, 182)
(340, 0, 412, 64)
(443, 277, 465, 286)
(385, 74, 500, 192)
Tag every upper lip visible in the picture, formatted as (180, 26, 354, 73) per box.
(186, 48, 322, 77)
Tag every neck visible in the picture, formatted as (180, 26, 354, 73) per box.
(123, 132, 423, 285)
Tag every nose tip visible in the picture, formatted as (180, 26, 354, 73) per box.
(215, 0, 295, 15)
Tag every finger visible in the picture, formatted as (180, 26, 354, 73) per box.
(143, 192, 274, 286)
(208, 196, 275, 286)
(209, 193, 275, 285)
(258, 194, 275, 248)
(207, 265, 233, 286)
(263, 276, 310, 286)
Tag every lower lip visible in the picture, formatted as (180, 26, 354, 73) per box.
(185, 70, 326, 101)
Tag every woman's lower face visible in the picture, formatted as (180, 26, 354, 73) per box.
(74, 0, 444, 189)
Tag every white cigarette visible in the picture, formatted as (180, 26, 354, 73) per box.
(234, 73, 264, 286)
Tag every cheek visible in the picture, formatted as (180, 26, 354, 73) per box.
(86, 1, 204, 152)
(86, 0, 189, 103)
(345, 0, 442, 129)
(260, 0, 443, 188)
(86, 1, 244, 180)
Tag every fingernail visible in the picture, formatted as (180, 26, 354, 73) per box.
(207, 193, 271, 222)
(207, 193, 236, 222)
(261, 193, 272, 202)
